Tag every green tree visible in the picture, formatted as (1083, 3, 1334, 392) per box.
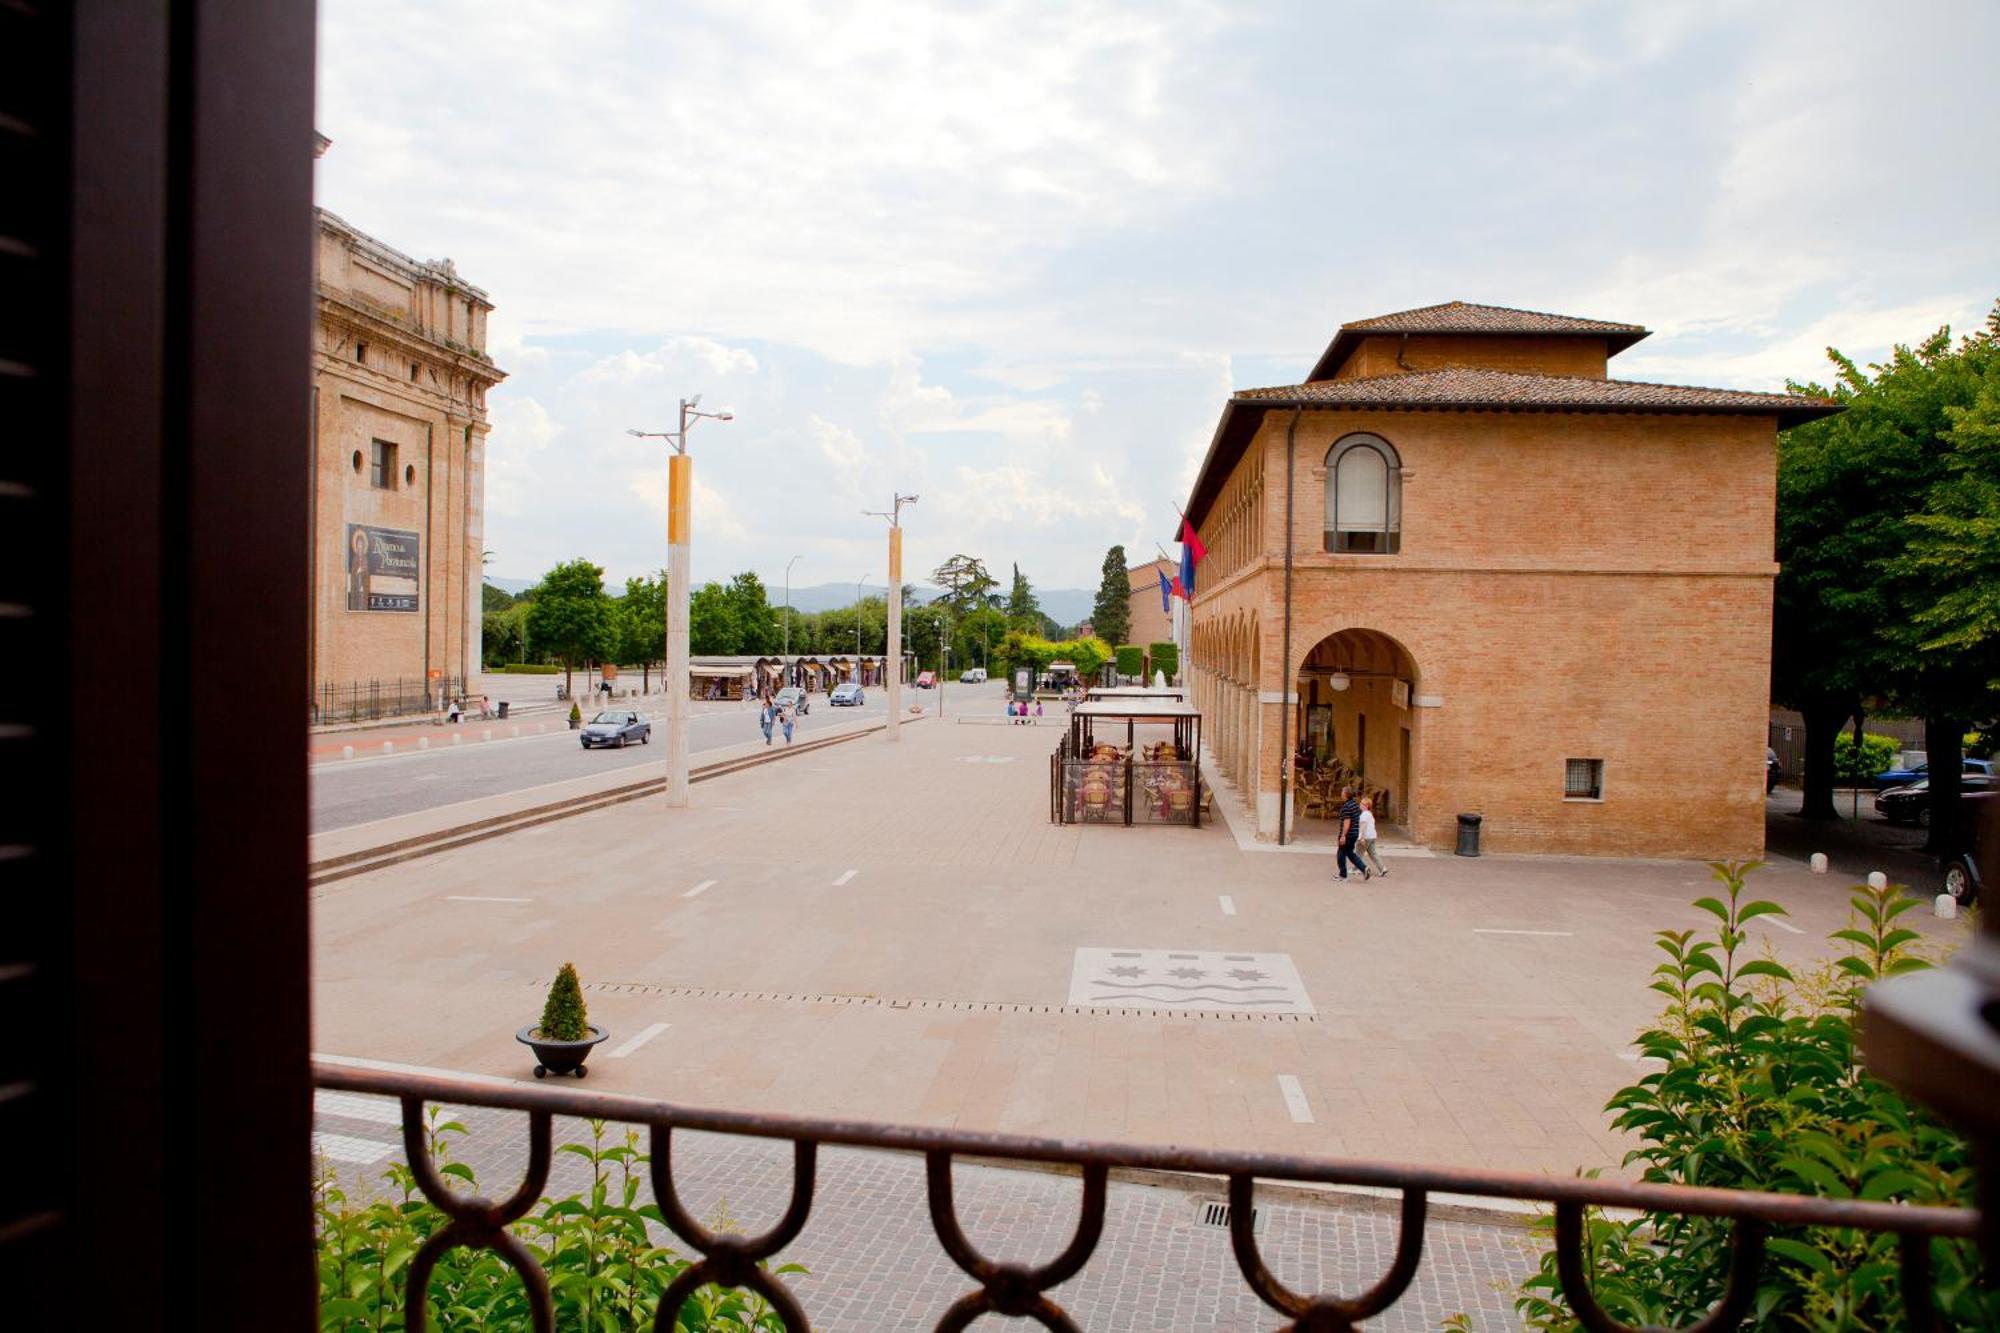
(616, 573, 667, 692)
(481, 581, 516, 612)
(537, 962, 589, 1042)
(1005, 562, 1041, 625)
(689, 582, 739, 655)
(930, 554, 998, 617)
(1091, 545, 1131, 647)
(524, 558, 613, 697)
(956, 605, 1006, 672)
(724, 571, 781, 655)
(1779, 310, 1999, 840)
(482, 602, 528, 667)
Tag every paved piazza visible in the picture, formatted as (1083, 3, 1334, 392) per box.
(311, 685, 1973, 1322)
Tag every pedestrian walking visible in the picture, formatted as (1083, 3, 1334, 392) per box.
(1358, 795, 1387, 877)
(1335, 786, 1369, 881)
(759, 699, 775, 746)
(780, 703, 795, 745)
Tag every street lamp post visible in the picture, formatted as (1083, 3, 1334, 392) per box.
(853, 573, 867, 660)
(863, 494, 917, 741)
(627, 396, 732, 807)
(783, 554, 802, 658)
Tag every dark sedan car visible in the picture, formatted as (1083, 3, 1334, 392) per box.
(579, 709, 650, 749)
(1939, 791, 1995, 905)
(1876, 772, 1997, 827)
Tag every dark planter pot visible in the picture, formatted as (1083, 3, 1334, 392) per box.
(517, 1024, 607, 1078)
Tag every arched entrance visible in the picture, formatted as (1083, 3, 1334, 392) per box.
(1291, 628, 1421, 838)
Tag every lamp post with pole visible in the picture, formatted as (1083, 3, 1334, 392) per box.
(863, 494, 917, 741)
(853, 573, 867, 662)
(783, 554, 802, 659)
(627, 396, 732, 807)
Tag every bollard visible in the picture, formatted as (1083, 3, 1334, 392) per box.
(1810, 853, 1828, 874)
(341, 745, 354, 761)
(1868, 871, 1888, 890)
(511, 725, 520, 737)
(537, 723, 546, 733)
(482, 729, 492, 742)
(452, 734, 462, 745)
(382, 741, 393, 755)
(418, 736, 429, 750)
(1454, 812, 1482, 857)
(1936, 893, 1958, 920)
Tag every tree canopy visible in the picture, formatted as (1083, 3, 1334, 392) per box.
(524, 559, 613, 695)
(929, 554, 997, 617)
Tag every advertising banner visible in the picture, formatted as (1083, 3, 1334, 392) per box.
(345, 523, 421, 612)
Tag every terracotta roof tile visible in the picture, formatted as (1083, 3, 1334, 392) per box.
(1235, 366, 1839, 424)
(1340, 301, 1646, 339)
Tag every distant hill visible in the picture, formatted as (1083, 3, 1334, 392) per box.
(489, 575, 1094, 624)
(485, 576, 537, 595)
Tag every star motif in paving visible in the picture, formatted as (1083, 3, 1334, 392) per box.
(1106, 965, 1145, 979)
(1226, 968, 1268, 982)
(1167, 966, 1208, 980)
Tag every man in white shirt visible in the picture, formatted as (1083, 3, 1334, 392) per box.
(1358, 796, 1388, 877)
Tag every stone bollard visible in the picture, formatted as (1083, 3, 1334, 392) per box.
(418, 736, 429, 750)
(1936, 894, 1958, 920)
(383, 741, 394, 755)
(482, 729, 492, 742)
(1868, 871, 1888, 890)
(1809, 853, 1828, 874)
(537, 722, 546, 733)
(511, 725, 520, 737)
(341, 745, 354, 761)
(452, 733, 462, 745)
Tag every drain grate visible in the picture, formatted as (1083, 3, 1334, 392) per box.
(543, 980, 1315, 1023)
(1195, 1199, 1265, 1233)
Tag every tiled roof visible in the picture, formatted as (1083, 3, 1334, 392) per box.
(1309, 301, 1648, 379)
(1234, 366, 1840, 423)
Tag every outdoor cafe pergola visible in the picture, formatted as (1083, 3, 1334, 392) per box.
(1085, 684, 1186, 703)
(1050, 698, 1203, 827)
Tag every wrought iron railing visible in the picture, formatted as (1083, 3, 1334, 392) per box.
(312, 675, 464, 724)
(313, 1060, 1978, 1332)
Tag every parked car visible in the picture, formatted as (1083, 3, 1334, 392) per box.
(1875, 771, 1997, 827)
(579, 709, 649, 749)
(1766, 747, 1781, 793)
(829, 682, 865, 706)
(915, 671, 937, 689)
(774, 685, 810, 716)
(959, 668, 987, 683)
(1938, 791, 1995, 905)
(1873, 756, 1995, 791)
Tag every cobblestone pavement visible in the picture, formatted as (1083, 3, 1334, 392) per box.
(316, 1092, 1543, 1330)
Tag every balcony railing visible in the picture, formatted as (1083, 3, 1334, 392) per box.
(313, 1059, 1978, 1332)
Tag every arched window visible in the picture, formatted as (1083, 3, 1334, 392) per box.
(1323, 433, 1401, 554)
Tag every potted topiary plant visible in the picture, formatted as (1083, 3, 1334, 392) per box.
(516, 961, 607, 1078)
(568, 701, 583, 730)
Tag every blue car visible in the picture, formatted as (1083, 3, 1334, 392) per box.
(580, 709, 650, 749)
(1873, 757, 1994, 791)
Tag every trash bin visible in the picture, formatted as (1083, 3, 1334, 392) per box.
(496, 701, 510, 720)
(1455, 812, 1482, 857)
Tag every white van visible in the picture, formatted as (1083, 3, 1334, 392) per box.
(959, 667, 987, 683)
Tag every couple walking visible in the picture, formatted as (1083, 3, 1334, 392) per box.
(1335, 787, 1387, 882)
(759, 697, 795, 746)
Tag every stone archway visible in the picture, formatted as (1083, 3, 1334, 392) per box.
(1290, 628, 1423, 836)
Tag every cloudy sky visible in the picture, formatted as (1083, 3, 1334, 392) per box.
(316, 1, 1999, 594)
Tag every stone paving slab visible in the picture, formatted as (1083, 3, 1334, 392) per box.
(315, 1091, 1542, 1330)
(313, 700, 1978, 1178)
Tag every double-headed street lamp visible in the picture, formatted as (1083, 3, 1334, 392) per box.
(863, 493, 917, 742)
(853, 572, 868, 658)
(628, 395, 732, 807)
(783, 554, 802, 657)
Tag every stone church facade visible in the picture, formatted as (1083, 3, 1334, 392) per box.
(1183, 302, 1838, 857)
(310, 138, 504, 708)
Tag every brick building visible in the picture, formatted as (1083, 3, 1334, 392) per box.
(1125, 556, 1177, 659)
(1182, 302, 1838, 856)
(310, 137, 505, 709)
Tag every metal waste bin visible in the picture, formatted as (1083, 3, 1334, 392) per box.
(1455, 812, 1482, 857)
(496, 701, 510, 719)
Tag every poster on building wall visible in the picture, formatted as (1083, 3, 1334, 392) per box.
(345, 524, 421, 612)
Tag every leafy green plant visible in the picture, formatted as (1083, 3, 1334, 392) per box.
(538, 962, 588, 1042)
(1832, 731, 1901, 782)
(1147, 641, 1178, 681)
(316, 1111, 802, 1330)
(1516, 863, 1992, 1330)
(567, 701, 583, 727)
(1114, 645, 1143, 678)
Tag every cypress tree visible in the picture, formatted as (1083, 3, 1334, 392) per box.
(1091, 545, 1131, 645)
(539, 961, 589, 1041)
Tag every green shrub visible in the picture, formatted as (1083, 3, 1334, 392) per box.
(316, 1111, 802, 1329)
(1832, 731, 1901, 781)
(1147, 641, 1178, 681)
(568, 701, 583, 727)
(1515, 864, 1991, 1330)
(1114, 645, 1143, 678)
(494, 662, 562, 674)
(538, 962, 588, 1041)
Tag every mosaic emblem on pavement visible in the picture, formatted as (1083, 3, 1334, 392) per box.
(1067, 948, 1314, 1014)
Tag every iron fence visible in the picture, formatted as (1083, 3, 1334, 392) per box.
(314, 1060, 1977, 1333)
(313, 676, 464, 725)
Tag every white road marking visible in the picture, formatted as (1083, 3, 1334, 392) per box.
(447, 895, 531, 903)
(1759, 915, 1806, 935)
(314, 1052, 521, 1085)
(1472, 928, 1574, 937)
(608, 1022, 671, 1058)
(1277, 1074, 1315, 1123)
(314, 1090, 402, 1126)
(683, 879, 717, 899)
(1218, 894, 1236, 916)
(312, 1132, 394, 1165)
(833, 869, 858, 886)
